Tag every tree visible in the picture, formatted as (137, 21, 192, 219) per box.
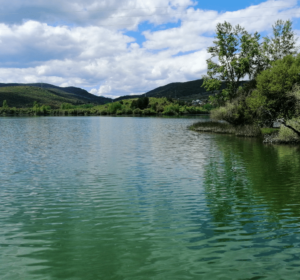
(254, 54, 300, 128)
(203, 20, 297, 105)
(131, 97, 149, 110)
(202, 21, 260, 103)
(261, 20, 297, 68)
(2, 100, 8, 108)
(137, 97, 149, 109)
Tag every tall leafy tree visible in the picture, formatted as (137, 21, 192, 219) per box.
(203, 20, 297, 105)
(2, 100, 8, 108)
(261, 20, 297, 67)
(202, 21, 260, 103)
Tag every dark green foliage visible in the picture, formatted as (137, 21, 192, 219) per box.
(130, 100, 137, 109)
(137, 97, 149, 109)
(177, 100, 185, 106)
(210, 54, 300, 140)
(143, 109, 152, 115)
(255, 54, 300, 122)
(151, 103, 157, 111)
(130, 97, 149, 110)
(0, 96, 209, 117)
(133, 108, 142, 114)
(166, 97, 174, 103)
(202, 103, 213, 111)
(210, 95, 256, 125)
(203, 20, 297, 105)
(60, 103, 74, 110)
(108, 102, 122, 114)
(2, 100, 8, 108)
(163, 104, 180, 115)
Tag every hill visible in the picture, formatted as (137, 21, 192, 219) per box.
(114, 79, 213, 102)
(0, 83, 112, 108)
(114, 79, 247, 102)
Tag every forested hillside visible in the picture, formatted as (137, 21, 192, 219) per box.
(0, 83, 111, 107)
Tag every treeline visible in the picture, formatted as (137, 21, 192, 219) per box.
(198, 19, 300, 143)
(0, 97, 212, 116)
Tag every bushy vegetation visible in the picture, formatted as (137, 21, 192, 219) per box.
(0, 96, 210, 117)
(195, 19, 300, 144)
(277, 118, 300, 142)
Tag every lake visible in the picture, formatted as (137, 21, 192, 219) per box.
(0, 116, 300, 280)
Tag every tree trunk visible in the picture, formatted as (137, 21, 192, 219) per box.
(278, 119, 300, 137)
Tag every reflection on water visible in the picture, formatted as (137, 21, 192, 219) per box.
(0, 116, 300, 279)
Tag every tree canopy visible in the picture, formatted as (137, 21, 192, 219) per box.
(203, 19, 297, 105)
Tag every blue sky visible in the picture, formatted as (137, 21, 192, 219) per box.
(0, 0, 300, 97)
(195, 0, 269, 11)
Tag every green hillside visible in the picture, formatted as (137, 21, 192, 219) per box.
(0, 84, 111, 108)
(115, 79, 248, 102)
(114, 79, 211, 102)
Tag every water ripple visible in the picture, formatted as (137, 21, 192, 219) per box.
(0, 116, 300, 279)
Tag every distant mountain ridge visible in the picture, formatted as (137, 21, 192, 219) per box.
(0, 83, 111, 105)
(114, 79, 214, 102)
(0, 79, 248, 108)
(114, 79, 249, 102)
(0, 83, 115, 108)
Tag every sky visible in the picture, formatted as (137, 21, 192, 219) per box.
(0, 0, 300, 98)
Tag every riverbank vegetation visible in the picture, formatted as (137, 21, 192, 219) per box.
(0, 96, 211, 117)
(191, 19, 300, 144)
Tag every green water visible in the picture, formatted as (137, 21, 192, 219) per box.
(0, 116, 300, 280)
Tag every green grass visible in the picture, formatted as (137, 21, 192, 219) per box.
(260, 128, 279, 135)
(189, 121, 261, 137)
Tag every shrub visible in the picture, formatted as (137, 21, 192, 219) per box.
(125, 108, 133, 114)
(210, 94, 256, 125)
(133, 108, 142, 114)
(255, 54, 300, 121)
(2, 100, 8, 108)
(130, 100, 138, 109)
(151, 103, 157, 111)
(108, 102, 122, 114)
(143, 109, 155, 115)
(60, 103, 74, 110)
(202, 103, 213, 111)
(277, 118, 300, 142)
(156, 105, 164, 113)
(163, 104, 180, 115)
(137, 97, 149, 109)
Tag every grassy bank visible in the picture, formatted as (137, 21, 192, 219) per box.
(189, 121, 261, 137)
(189, 121, 300, 144)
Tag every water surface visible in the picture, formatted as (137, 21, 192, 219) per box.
(0, 116, 300, 279)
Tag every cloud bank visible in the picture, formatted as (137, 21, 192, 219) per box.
(0, 0, 299, 97)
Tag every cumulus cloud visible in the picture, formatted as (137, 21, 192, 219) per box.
(0, 0, 299, 97)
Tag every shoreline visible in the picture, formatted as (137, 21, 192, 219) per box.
(189, 121, 300, 145)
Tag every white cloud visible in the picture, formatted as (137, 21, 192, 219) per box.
(0, 0, 299, 97)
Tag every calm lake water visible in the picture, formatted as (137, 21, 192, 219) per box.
(1, 116, 300, 280)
